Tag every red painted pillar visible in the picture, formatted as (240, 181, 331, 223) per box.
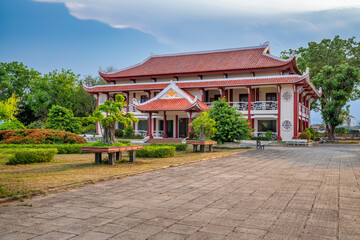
(293, 85, 298, 139)
(175, 115, 179, 138)
(188, 111, 192, 137)
(276, 85, 282, 140)
(147, 112, 153, 138)
(201, 89, 205, 102)
(230, 89, 233, 103)
(96, 93, 99, 134)
(153, 118, 156, 136)
(220, 88, 224, 99)
(163, 111, 168, 138)
(247, 87, 252, 127)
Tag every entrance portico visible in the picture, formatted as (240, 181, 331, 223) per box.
(132, 82, 209, 139)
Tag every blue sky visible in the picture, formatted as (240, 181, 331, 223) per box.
(1, 0, 360, 124)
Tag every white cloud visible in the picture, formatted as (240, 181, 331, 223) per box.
(33, 0, 360, 47)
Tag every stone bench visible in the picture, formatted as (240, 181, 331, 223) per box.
(82, 145, 143, 165)
(285, 139, 309, 147)
(186, 141, 217, 152)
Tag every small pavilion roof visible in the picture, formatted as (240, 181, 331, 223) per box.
(99, 42, 300, 81)
(132, 82, 209, 112)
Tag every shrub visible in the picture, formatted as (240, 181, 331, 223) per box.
(0, 144, 83, 154)
(27, 120, 45, 129)
(299, 132, 310, 141)
(335, 127, 347, 134)
(8, 148, 58, 165)
(46, 105, 83, 134)
(0, 120, 26, 130)
(0, 129, 87, 144)
(136, 146, 176, 158)
(124, 125, 133, 137)
(150, 143, 187, 151)
(115, 129, 123, 138)
(187, 130, 198, 140)
(265, 131, 273, 140)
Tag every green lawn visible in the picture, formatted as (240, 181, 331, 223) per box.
(0, 147, 246, 200)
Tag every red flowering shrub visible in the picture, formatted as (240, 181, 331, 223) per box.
(0, 129, 87, 144)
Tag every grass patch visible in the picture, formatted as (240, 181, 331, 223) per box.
(0, 146, 246, 199)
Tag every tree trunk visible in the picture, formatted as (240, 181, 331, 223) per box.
(199, 127, 206, 141)
(329, 125, 335, 140)
(102, 124, 118, 144)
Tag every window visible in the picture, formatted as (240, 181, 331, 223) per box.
(118, 123, 124, 130)
(137, 120, 148, 131)
(266, 93, 277, 101)
(210, 94, 221, 102)
(258, 120, 277, 132)
(239, 94, 248, 102)
(140, 95, 148, 103)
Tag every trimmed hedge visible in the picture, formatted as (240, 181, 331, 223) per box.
(0, 129, 86, 144)
(8, 148, 58, 165)
(136, 146, 176, 158)
(0, 144, 82, 154)
(149, 143, 187, 151)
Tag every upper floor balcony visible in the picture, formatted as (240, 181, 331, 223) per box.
(204, 101, 278, 112)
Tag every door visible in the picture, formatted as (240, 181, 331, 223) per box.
(159, 120, 174, 138)
(179, 118, 188, 138)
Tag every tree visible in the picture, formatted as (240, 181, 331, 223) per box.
(209, 98, 251, 144)
(0, 61, 40, 125)
(189, 112, 216, 141)
(282, 36, 360, 139)
(83, 95, 138, 144)
(46, 105, 83, 134)
(28, 69, 95, 120)
(313, 65, 360, 139)
(0, 94, 19, 122)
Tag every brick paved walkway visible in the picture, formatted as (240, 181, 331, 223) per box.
(0, 145, 359, 239)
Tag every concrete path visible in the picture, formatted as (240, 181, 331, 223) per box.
(1, 145, 359, 239)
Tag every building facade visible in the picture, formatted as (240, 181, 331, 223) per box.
(83, 42, 320, 140)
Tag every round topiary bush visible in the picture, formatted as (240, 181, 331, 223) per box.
(0, 129, 87, 144)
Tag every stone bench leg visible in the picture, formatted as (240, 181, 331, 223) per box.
(193, 145, 198, 152)
(209, 145, 213, 152)
(95, 153, 102, 164)
(200, 145, 205, 153)
(128, 151, 136, 162)
(108, 153, 115, 165)
(116, 152, 122, 161)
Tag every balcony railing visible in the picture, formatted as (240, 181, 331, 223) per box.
(251, 101, 277, 111)
(299, 103, 309, 116)
(122, 104, 140, 113)
(253, 131, 277, 140)
(205, 101, 278, 111)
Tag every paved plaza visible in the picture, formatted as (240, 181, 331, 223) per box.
(0, 145, 359, 239)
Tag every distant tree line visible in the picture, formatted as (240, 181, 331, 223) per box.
(0, 61, 109, 129)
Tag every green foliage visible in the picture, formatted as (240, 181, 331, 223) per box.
(136, 146, 176, 158)
(187, 130, 198, 140)
(209, 98, 251, 144)
(0, 62, 40, 125)
(0, 144, 82, 154)
(313, 65, 360, 138)
(0, 120, 26, 130)
(150, 143, 187, 151)
(265, 131, 273, 140)
(46, 105, 83, 134)
(124, 125, 134, 137)
(115, 129, 124, 138)
(89, 140, 130, 147)
(282, 36, 360, 139)
(8, 148, 57, 165)
(0, 94, 19, 122)
(27, 120, 45, 129)
(189, 112, 216, 141)
(83, 94, 138, 144)
(335, 127, 348, 134)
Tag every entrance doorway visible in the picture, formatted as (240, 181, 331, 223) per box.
(159, 120, 174, 138)
(178, 118, 188, 138)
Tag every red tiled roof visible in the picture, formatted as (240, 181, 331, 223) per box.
(99, 43, 299, 80)
(134, 98, 209, 111)
(83, 75, 306, 93)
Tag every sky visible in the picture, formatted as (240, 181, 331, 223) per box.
(1, 0, 360, 124)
